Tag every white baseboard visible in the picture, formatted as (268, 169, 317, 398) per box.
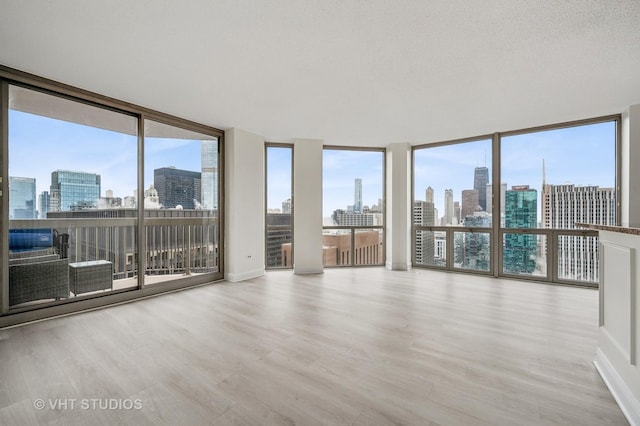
(386, 261, 411, 271)
(225, 269, 264, 282)
(293, 267, 324, 275)
(594, 347, 640, 426)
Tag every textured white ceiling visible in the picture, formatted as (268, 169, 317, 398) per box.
(0, 0, 639, 147)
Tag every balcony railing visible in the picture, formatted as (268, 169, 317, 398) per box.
(413, 225, 599, 286)
(7, 217, 220, 308)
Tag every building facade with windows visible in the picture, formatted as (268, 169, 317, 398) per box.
(154, 167, 202, 209)
(49, 170, 101, 212)
(8, 176, 36, 219)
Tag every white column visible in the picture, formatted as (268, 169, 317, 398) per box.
(293, 139, 324, 274)
(224, 128, 265, 282)
(622, 104, 640, 227)
(386, 142, 412, 270)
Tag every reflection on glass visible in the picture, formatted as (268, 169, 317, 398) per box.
(503, 233, 547, 277)
(8, 85, 138, 307)
(454, 231, 490, 272)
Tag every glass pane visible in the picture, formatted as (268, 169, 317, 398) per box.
(323, 229, 352, 267)
(144, 120, 220, 285)
(502, 233, 547, 277)
(266, 228, 292, 268)
(354, 228, 384, 266)
(414, 230, 446, 267)
(454, 231, 490, 272)
(501, 122, 616, 230)
(413, 139, 492, 227)
(323, 150, 384, 226)
(557, 234, 599, 283)
(266, 146, 292, 269)
(8, 85, 138, 306)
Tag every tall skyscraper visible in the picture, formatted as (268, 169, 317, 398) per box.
(425, 186, 434, 204)
(9, 176, 36, 219)
(39, 191, 50, 219)
(474, 166, 490, 211)
(413, 201, 435, 264)
(354, 178, 363, 214)
(50, 170, 101, 212)
(461, 189, 479, 222)
(154, 167, 201, 209)
(453, 201, 461, 225)
(542, 182, 615, 281)
(503, 185, 538, 274)
(201, 139, 218, 210)
(485, 182, 507, 218)
(444, 189, 454, 225)
(282, 198, 292, 214)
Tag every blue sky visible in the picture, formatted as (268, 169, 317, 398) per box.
(9, 110, 205, 202)
(10, 108, 615, 221)
(414, 121, 616, 218)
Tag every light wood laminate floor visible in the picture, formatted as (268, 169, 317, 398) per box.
(0, 268, 628, 425)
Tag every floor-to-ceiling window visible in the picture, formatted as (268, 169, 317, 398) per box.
(1, 69, 223, 322)
(413, 138, 493, 273)
(6, 84, 139, 308)
(412, 116, 619, 286)
(143, 119, 221, 284)
(322, 147, 384, 267)
(500, 119, 618, 285)
(265, 144, 293, 269)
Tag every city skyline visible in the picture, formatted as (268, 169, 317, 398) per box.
(9, 109, 216, 211)
(10, 109, 616, 221)
(414, 121, 616, 222)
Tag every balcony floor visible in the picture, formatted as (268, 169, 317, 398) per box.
(0, 268, 628, 425)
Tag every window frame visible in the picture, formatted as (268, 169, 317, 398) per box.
(411, 114, 621, 287)
(264, 142, 294, 270)
(322, 145, 386, 267)
(0, 65, 224, 326)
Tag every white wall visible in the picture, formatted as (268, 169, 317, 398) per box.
(596, 230, 640, 425)
(224, 128, 265, 282)
(386, 142, 411, 270)
(293, 139, 324, 274)
(622, 104, 640, 228)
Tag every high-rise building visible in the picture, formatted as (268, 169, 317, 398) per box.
(154, 167, 201, 209)
(282, 198, 292, 214)
(542, 182, 615, 281)
(266, 213, 292, 267)
(457, 212, 491, 270)
(39, 191, 50, 219)
(425, 186, 434, 204)
(461, 189, 479, 221)
(453, 201, 461, 225)
(332, 209, 382, 226)
(354, 178, 363, 214)
(201, 140, 218, 210)
(474, 166, 490, 211)
(444, 189, 454, 225)
(486, 182, 508, 221)
(503, 185, 538, 274)
(413, 200, 436, 265)
(50, 170, 101, 212)
(9, 176, 36, 219)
